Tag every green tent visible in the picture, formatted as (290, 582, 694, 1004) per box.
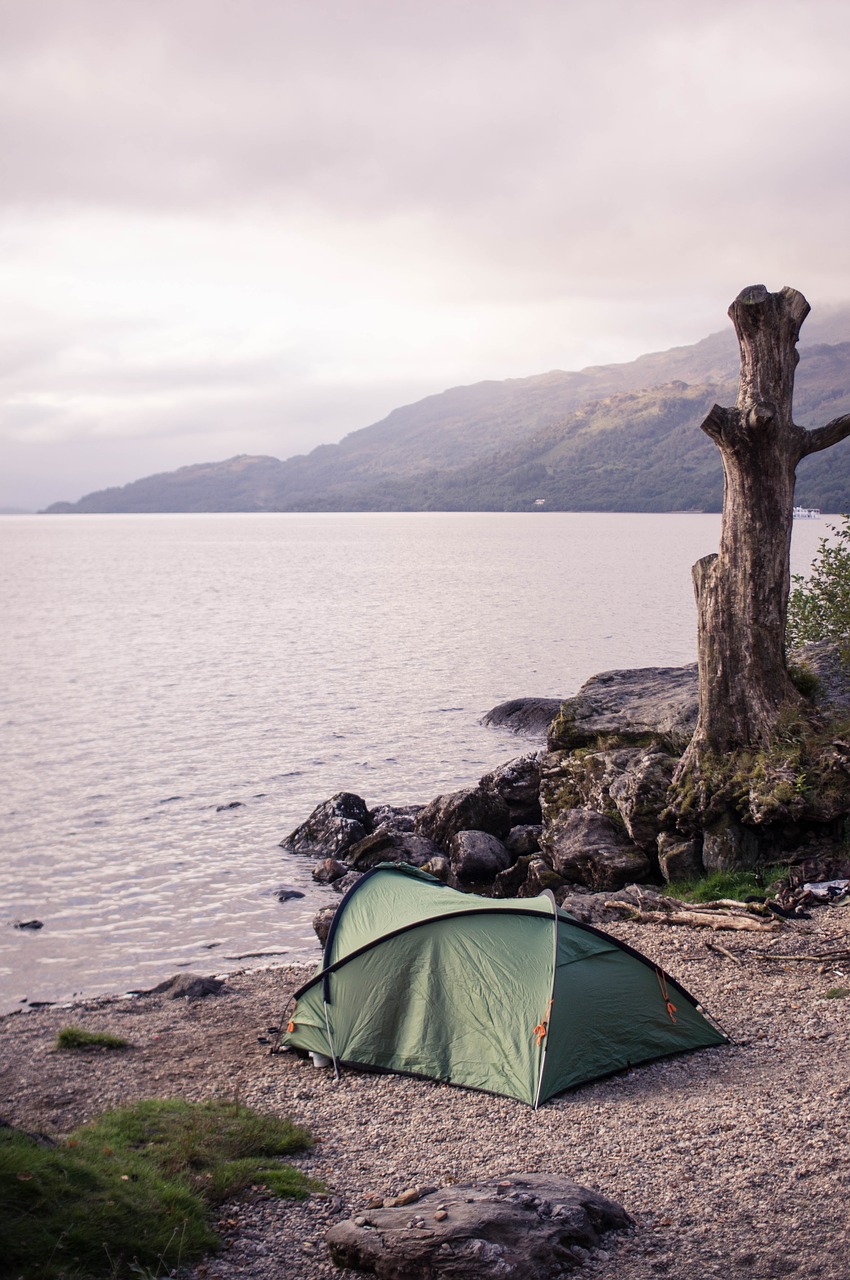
(283, 864, 726, 1106)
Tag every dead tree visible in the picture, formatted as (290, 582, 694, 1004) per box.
(675, 285, 850, 789)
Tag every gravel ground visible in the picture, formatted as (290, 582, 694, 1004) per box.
(1, 909, 849, 1280)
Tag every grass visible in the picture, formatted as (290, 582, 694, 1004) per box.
(662, 865, 788, 904)
(56, 1025, 131, 1051)
(823, 986, 850, 999)
(0, 1098, 315, 1279)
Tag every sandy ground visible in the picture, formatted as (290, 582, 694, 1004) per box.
(1, 908, 849, 1280)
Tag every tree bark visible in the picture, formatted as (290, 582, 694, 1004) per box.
(676, 285, 850, 780)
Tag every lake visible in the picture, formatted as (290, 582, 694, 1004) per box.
(0, 512, 829, 1014)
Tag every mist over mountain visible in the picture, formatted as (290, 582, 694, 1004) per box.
(45, 310, 850, 514)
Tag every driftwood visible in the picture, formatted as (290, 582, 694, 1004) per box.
(605, 900, 778, 932)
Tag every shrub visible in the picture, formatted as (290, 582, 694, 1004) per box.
(787, 515, 850, 660)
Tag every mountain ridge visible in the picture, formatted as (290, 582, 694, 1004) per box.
(44, 313, 850, 514)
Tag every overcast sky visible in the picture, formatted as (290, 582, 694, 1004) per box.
(2, 0, 850, 509)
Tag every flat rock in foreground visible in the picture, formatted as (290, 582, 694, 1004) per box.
(325, 1172, 631, 1278)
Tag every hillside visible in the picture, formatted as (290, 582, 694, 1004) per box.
(45, 310, 850, 513)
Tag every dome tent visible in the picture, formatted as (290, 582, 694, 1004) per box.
(283, 864, 726, 1107)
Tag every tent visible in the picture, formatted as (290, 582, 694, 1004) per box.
(282, 864, 726, 1106)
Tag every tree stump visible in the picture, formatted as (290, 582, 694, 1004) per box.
(670, 285, 850, 835)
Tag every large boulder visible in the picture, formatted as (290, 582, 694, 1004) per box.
(482, 698, 563, 736)
(541, 808, 652, 891)
(347, 828, 441, 871)
(279, 792, 370, 858)
(415, 787, 511, 851)
(479, 753, 543, 824)
(547, 665, 698, 754)
(326, 1172, 630, 1279)
(449, 830, 513, 882)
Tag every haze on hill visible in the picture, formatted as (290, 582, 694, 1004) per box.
(45, 308, 850, 515)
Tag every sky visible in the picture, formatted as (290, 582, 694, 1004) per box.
(2, 0, 850, 510)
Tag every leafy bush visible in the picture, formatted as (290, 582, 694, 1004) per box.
(0, 1099, 314, 1279)
(787, 516, 850, 660)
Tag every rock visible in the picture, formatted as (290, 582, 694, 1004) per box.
(367, 803, 424, 833)
(482, 698, 563, 736)
(415, 787, 511, 851)
(547, 664, 698, 754)
(274, 885, 305, 902)
(657, 832, 704, 882)
(479, 754, 543, 824)
(312, 857, 350, 884)
(313, 904, 337, 946)
(347, 828, 441, 871)
(789, 640, 850, 716)
(332, 870, 365, 895)
(420, 854, 453, 883)
(493, 854, 535, 898)
(13, 919, 43, 930)
(280, 792, 371, 858)
(325, 1172, 630, 1279)
(608, 751, 676, 853)
(144, 973, 225, 1000)
(520, 856, 568, 897)
(449, 830, 513, 882)
(555, 886, 609, 923)
(541, 808, 652, 891)
(702, 812, 760, 872)
(557, 883, 673, 923)
(504, 824, 542, 856)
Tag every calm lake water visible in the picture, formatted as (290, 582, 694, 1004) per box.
(0, 512, 829, 1014)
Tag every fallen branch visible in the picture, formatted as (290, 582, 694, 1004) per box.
(604, 903, 778, 931)
(704, 941, 742, 964)
(753, 950, 850, 962)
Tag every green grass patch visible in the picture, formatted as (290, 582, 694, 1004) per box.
(0, 1098, 315, 1279)
(56, 1025, 131, 1051)
(823, 986, 850, 999)
(662, 865, 787, 904)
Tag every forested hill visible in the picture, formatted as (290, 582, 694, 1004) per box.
(45, 311, 850, 514)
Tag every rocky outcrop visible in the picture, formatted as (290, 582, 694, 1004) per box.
(547, 665, 698, 754)
(482, 698, 563, 736)
(325, 1173, 630, 1279)
(414, 787, 511, 850)
(541, 809, 651, 891)
(279, 792, 370, 858)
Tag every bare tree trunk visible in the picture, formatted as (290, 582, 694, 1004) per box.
(674, 285, 850, 790)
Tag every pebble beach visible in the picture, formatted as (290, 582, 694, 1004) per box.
(2, 909, 849, 1280)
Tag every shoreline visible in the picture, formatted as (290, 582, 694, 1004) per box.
(2, 911, 849, 1280)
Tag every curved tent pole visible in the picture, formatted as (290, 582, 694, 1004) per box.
(533, 890, 560, 1111)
